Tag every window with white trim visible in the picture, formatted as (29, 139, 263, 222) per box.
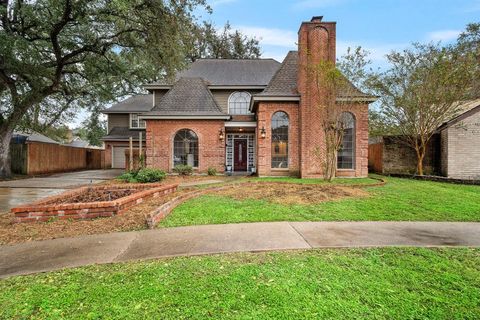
(228, 92, 252, 115)
(337, 112, 356, 169)
(130, 114, 146, 129)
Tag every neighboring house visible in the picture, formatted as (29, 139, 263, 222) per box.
(102, 17, 376, 177)
(368, 98, 480, 179)
(438, 99, 480, 179)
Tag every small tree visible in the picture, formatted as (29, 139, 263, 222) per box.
(307, 47, 372, 181)
(372, 43, 474, 175)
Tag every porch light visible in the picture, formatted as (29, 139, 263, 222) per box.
(218, 129, 224, 141)
(260, 126, 266, 139)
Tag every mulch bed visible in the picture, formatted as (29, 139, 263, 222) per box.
(55, 188, 137, 204)
(211, 182, 369, 205)
(0, 188, 193, 245)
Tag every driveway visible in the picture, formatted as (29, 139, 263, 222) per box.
(0, 169, 123, 212)
(1, 221, 479, 278)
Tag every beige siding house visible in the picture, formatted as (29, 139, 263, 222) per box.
(439, 99, 480, 179)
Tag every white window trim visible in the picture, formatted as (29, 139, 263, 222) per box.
(228, 91, 253, 115)
(129, 113, 146, 129)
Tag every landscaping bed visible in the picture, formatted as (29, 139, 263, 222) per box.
(213, 182, 369, 205)
(11, 183, 178, 223)
(0, 187, 193, 245)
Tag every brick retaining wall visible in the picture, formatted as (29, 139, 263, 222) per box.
(11, 183, 178, 223)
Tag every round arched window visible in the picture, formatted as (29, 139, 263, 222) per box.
(228, 92, 251, 115)
(271, 111, 289, 168)
(337, 112, 355, 169)
(173, 129, 198, 167)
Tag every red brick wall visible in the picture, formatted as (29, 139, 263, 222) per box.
(297, 18, 368, 178)
(256, 102, 300, 176)
(146, 120, 225, 173)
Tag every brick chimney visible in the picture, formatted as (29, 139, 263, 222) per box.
(297, 16, 337, 177)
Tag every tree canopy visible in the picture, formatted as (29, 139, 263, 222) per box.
(0, 0, 262, 177)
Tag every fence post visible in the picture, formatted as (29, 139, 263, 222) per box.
(139, 131, 143, 167)
(129, 137, 133, 171)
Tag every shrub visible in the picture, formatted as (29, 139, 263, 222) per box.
(118, 171, 136, 183)
(207, 167, 217, 176)
(173, 164, 193, 176)
(117, 168, 165, 183)
(135, 168, 166, 183)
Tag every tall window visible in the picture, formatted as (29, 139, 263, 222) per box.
(173, 129, 198, 167)
(228, 92, 251, 115)
(130, 114, 146, 129)
(337, 112, 355, 169)
(271, 111, 289, 168)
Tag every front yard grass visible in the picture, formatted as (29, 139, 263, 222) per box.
(1, 248, 478, 319)
(160, 176, 480, 227)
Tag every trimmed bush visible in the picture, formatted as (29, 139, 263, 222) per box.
(117, 168, 166, 183)
(174, 165, 193, 176)
(136, 168, 166, 183)
(207, 167, 217, 176)
(118, 171, 137, 183)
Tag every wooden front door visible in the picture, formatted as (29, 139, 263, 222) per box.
(234, 139, 248, 171)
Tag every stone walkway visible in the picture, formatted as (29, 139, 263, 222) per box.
(1, 221, 479, 278)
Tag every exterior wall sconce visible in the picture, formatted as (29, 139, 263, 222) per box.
(260, 126, 266, 139)
(219, 129, 225, 141)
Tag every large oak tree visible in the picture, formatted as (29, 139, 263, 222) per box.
(0, 0, 262, 178)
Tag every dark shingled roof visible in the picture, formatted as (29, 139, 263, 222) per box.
(102, 95, 153, 113)
(257, 51, 372, 99)
(149, 59, 281, 86)
(102, 127, 146, 141)
(144, 77, 227, 116)
(257, 51, 299, 96)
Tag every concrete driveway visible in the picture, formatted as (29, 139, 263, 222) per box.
(0, 169, 123, 212)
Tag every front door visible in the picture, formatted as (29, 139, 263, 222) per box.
(234, 139, 248, 171)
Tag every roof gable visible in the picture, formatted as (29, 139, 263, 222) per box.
(438, 98, 480, 130)
(257, 51, 299, 96)
(144, 77, 226, 117)
(256, 50, 373, 100)
(102, 95, 153, 114)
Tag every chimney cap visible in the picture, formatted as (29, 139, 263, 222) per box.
(311, 16, 323, 22)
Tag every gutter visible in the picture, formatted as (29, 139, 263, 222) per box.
(139, 115, 231, 120)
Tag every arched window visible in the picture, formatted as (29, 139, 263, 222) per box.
(271, 111, 289, 168)
(173, 129, 198, 167)
(337, 112, 355, 169)
(228, 92, 251, 115)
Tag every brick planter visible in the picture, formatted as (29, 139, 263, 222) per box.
(11, 183, 178, 223)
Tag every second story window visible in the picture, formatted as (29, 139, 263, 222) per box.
(130, 114, 146, 129)
(228, 92, 251, 115)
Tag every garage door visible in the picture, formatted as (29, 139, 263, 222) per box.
(112, 147, 127, 169)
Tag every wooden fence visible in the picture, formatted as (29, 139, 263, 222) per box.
(10, 141, 106, 175)
(368, 143, 383, 174)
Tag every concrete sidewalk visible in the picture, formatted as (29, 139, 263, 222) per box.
(1, 221, 479, 278)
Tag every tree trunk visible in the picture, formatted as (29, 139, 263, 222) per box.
(0, 128, 13, 179)
(416, 148, 425, 176)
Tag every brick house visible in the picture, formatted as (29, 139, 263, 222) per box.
(102, 17, 376, 177)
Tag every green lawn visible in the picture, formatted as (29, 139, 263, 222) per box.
(1, 248, 478, 319)
(161, 176, 480, 227)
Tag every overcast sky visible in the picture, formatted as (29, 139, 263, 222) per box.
(72, 0, 480, 126)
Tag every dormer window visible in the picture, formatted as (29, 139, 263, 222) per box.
(130, 114, 146, 129)
(228, 92, 252, 115)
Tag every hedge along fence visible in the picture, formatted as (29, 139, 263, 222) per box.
(10, 141, 106, 175)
